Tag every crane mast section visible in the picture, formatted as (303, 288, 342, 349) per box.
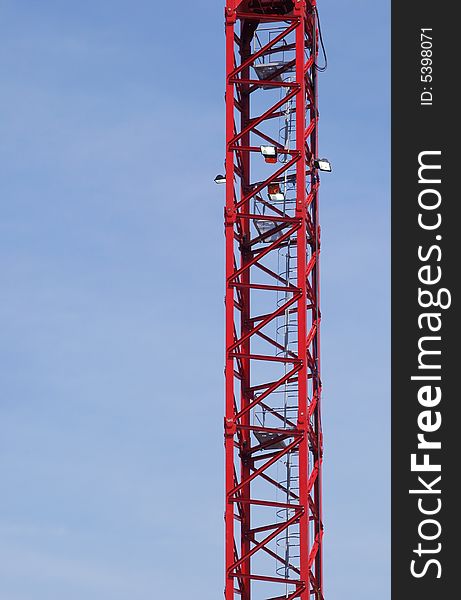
(224, 1, 324, 600)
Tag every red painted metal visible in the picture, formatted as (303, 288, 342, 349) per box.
(223, 1, 324, 599)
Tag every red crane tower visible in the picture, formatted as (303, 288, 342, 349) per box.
(222, 1, 326, 599)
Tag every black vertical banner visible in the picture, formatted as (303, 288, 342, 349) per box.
(392, 2, 458, 599)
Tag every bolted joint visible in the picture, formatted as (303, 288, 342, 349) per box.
(293, 0, 307, 16)
(224, 206, 236, 225)
(225, 6, 237, 25)
(224, 417, 236, 437)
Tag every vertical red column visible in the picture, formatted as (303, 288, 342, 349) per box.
(239, 25, 252, 600)
(307, 6, 324, 596)
(311, 8, 324, 594)
(293, 3, 309, 598)
(224, 5, 237, 600)
(224, 2, 324, 599)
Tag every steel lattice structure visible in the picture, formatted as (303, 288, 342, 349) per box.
(223, 1, 324, 599)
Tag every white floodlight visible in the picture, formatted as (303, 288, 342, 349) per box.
(314, 158, 332, 172)
(260, 145, 277, 157)
(214, 173, 226, 184)
(268, 183, 284, 202)
(260, 145, 278, 163)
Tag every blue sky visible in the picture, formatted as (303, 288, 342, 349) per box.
(0, 1, 389, 599)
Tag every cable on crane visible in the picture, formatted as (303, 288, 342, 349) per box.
(314, 6, 328, 72)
